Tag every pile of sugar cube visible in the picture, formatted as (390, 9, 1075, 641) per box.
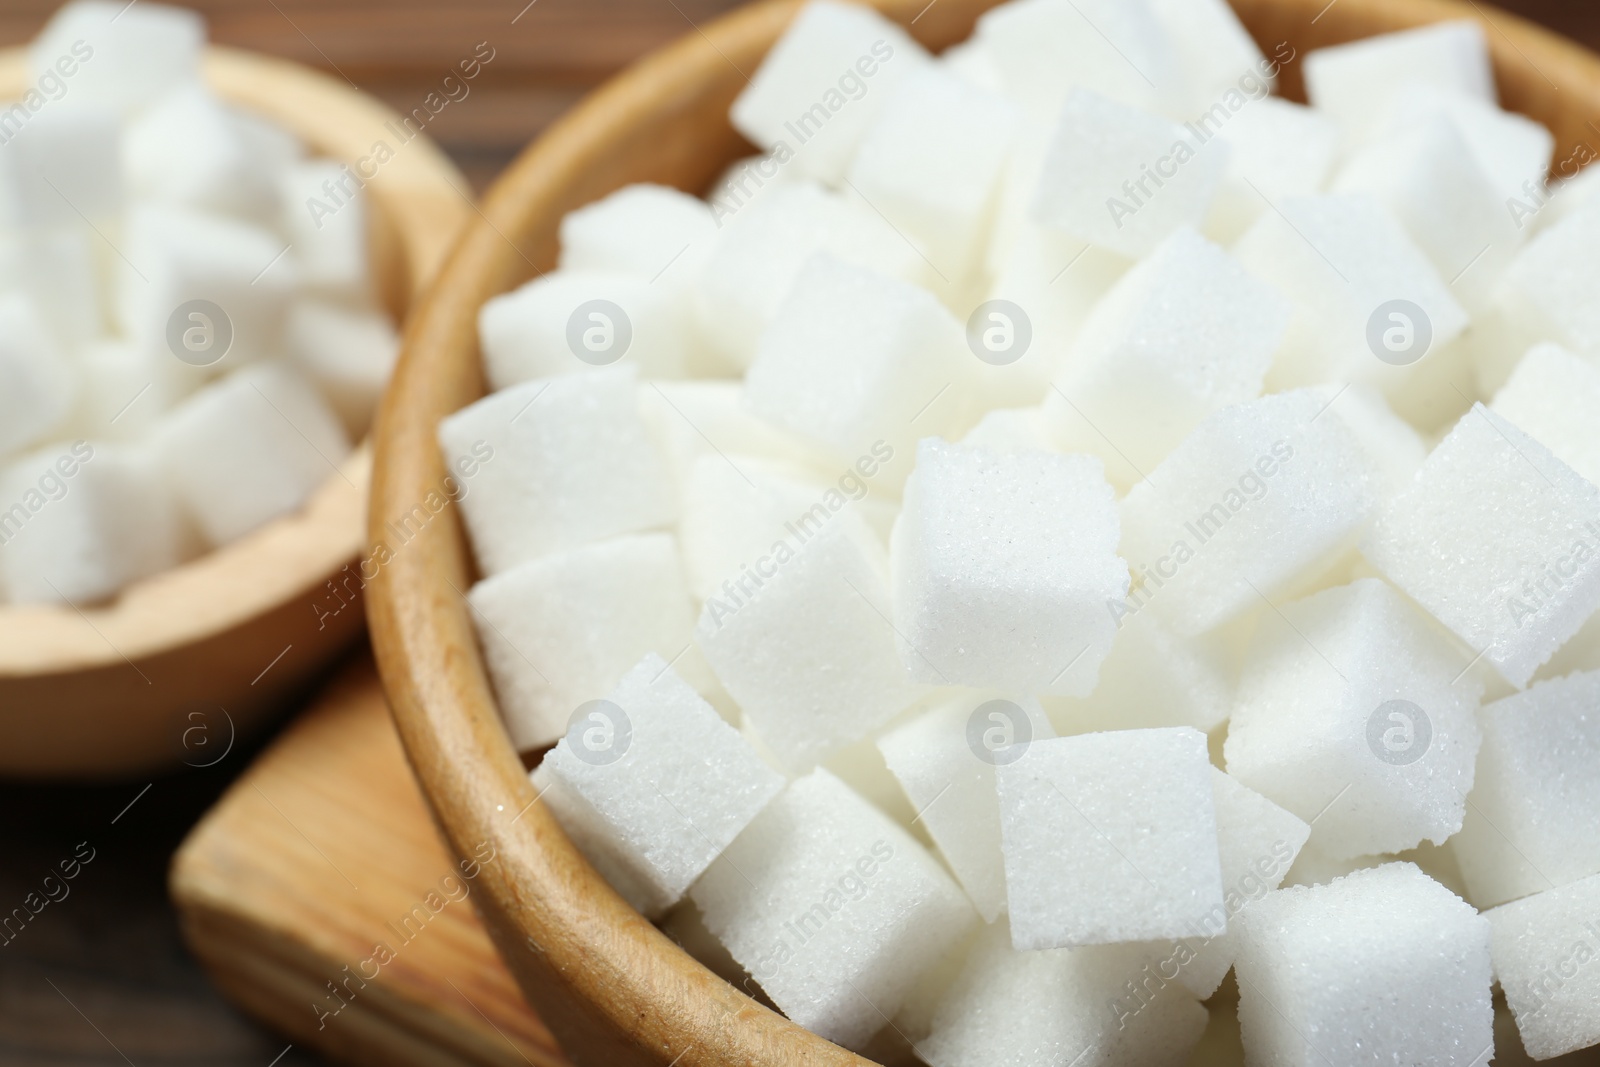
(0, 1, 395, 608)
(439, 0, 1600, 1062)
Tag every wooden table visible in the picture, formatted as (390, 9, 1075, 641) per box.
(2, 1, 1597, 1063)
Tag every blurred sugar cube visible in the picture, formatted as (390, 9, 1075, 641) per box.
(30, 1, 203, 116)
(1303, 21, 1495, 142)
(284, 297, 398, 438)
(0, 293, 75, 457)
(1487, 872, 1600, 1060)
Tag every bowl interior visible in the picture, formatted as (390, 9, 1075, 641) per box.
(369, 1, 1600, 1063)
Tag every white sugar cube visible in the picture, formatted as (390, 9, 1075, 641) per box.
(1331, 112, 1520, 309)
(1233, 863, 1493, 1067)
(998, 727, 1224, 949)
(0, 227, 105, 351)
(1031, 89, 1228, 258)
(532, 654, 783, 915)
(1486, 872, 1600, 1060)
(891, 438, 1128, 694)
(689, 767, 976, 1051)
(479, 268, 692, 388)
(729, 0, 930, 185)
(118, 204, 297, 371)
(156, 363, 350, 547)
(695, 515, 924, 771)
(974, 0, 1178, 118)
(847, 65, 1020, 284)
(1489, 342, 1600, 486)
(1304, 21, 1495, 141)
(1119, 389, 1376, 635)
(1205, 97, 1339, 244)
(1452, 670, 1600, 909)
(1317, 383, 1429, 505)
(939, 37, 1002, 94)
(743, 255, 973, 488)
(279, 160, 368, 295)
(1384, 83, 1554, 207)
(1151, 0, 1271, 109)
(30, 1, 202, 116)
(1048, 608, 1236, 734)
(0, 294, 74, 457)
(126, 85, 282, 222)
(62, 340, 180, 441)
(1232, 194, 1469, 399)
(469, 534, 697, 750)
(437, 366, 675, 576)
(920, 920, 1208, 1067)
(1223, 578, 1484, 860)
(877, 693, 1054, 921)
(1045, 227, 1289, 487)
(679, 452, 891, 604)
(958, 406, 1054, 454)
(1364, 403, 1600, 687)
(0, 442, 187, 605)
(559, 183, 716, 294)
(635, 378, 832, 493)
(1472, 208, 1600, 394)
(694, 181, 927, 370)
(284, 297, 398, 438)
(3, 103, 122, 227)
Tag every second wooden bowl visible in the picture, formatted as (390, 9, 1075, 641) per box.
(368, 0, 1600, 1064)
(0, 46, 470, 779)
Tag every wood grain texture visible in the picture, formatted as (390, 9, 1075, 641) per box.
(171, 654, 568, 1067)
(0, 47, 471, 780)
(364, 0, 1600, 1065)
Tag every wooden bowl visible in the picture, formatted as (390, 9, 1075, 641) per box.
(0, 45, 470, 780)
(368, 1, 1600, 1064)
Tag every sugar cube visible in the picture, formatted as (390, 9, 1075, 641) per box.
(125, 85, 283, 222)
(1045, 226, 1289, 487)
(920, 920, 1208, 1067)
(437, 366, 675, 576)
(1332, 112, 1520, 309)
(1234, 863, 1493, 1067)
(729, 0, 931, 185)
(695, 515, 924, 772)
(469, 534, 697, 750)
(2, 103, 122, 227)
(62, 339, 180, 442)
(532, 654, 783, 915)
(997, 727, 1224, 949)
(689, 767, 976, 1050)
(1118, 389, 1376, 636)
(742, 255, 973, 488)
(1364, 403, 1600, 687)
(1232, 194, 1469, 399)
(1031, 89, 1228, 258)
(877, 693, 1054, 921)
(558, 183, 716, 295)
(0, 293, 74, 457)
(283, 297, 398, 438)
(30, 1, 202, 116)
(1486, 872, 1600, 1060)
(156, 362, 350, 547)
(1382, 82, 1554, 207)
(1304, 21, 1495, 141)
(118, 203, 298, 371)
(847, 65, 1020, 285)
(974, 0, 1178, 118)
(1451, 669, 1600, 909)
(1047, 608, 1236, 734)
(957, 406, 1054, 454)
(0, 227, 105, 351)
(1470, 207, 1600, 395)
(478, 268, 692, 389)
(1205, 96, 1339, 244)
(1223, 578, 1484, 860)
(634, 378, 832, 493)
(693, 181, 927, 370)
(1489, 343, 1600, 486)
(1316, 383, 1429, 506)
(1151, 0, 1271, 111)
(279, 160, 369, 296)
(0, 441, 188, 605)
(890, 438, 1127, 695)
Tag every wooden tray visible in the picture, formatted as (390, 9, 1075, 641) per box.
(170, 653, 569, 1067)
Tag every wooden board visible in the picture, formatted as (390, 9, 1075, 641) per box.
(170, 653, 570, 1067)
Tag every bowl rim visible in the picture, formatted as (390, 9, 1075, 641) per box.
(0, 43, 470, 679)
(368, 0, 1600, 1063)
